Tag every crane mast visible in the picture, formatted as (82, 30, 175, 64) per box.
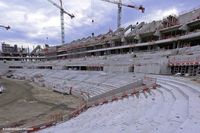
(102, 0, 145, 28)
(59, 0, 65, 45)
(47, 0, 75, 45)
(117, 0, 122, 28)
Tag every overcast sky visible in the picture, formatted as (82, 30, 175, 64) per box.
(0, 0, 200, 50)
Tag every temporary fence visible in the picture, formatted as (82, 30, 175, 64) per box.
(169, 56, 200, 66)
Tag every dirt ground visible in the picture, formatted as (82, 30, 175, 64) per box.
(0, 77, 84, 131)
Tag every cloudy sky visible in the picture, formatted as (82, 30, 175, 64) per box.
(0, 0, 200, 50)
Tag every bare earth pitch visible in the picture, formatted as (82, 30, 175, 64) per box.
(0, 77, 84, 129)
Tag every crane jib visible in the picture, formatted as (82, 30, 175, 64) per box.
(127, 5, 136, 8)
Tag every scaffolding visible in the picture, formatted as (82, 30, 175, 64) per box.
(169, 56, 200, 76)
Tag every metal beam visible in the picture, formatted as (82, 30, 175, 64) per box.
(0, 25, 10, 30)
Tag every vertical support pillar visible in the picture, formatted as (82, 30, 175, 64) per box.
(177, 41, 180, 49)
(197, 65, 200, 76)
(178, 66, 181, 73)
(192, 65, 194, 76)
(171, 66, 173, 74)
(180, 66, 183, 75)
(188, 65, 192, 76)
(173, 42, 176, 49)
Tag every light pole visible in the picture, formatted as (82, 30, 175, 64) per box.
(0, 25, 10, 30)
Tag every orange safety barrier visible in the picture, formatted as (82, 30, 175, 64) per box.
(24, 80, 158, 133)
(169, 56, 200, 66)
(102, 99, 108, 104)
(131, 88, 137, 95)
(153, 83, 157, 89)
(143, 87, 149, 92)
(111, 95, 118, 101)
(121, 91, 128, 98)
(27, 121, 56, 133)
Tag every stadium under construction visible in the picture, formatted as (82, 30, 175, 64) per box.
(0, 3, 200, 133)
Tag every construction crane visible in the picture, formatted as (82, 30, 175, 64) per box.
(101, 0, 145, 28)
(0, 25, 10, 30)
(47, 0, 75, 45)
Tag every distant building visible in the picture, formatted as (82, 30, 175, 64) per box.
(1, 42, 30, 57)
(2, 43, 18, 54)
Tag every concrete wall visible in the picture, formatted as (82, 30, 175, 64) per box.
(104, 65, 130, 73)
(1, 45, 200, 75)
(87, 79, 143, 106)
(0, 61, 9, 76)
(178, 8, 200, 24)
(135, 63, 161, 74)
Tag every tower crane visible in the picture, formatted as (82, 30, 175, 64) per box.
(47, 0, 75, 45)
(101, 0, 145, 28)
(0, 25, 10, 30)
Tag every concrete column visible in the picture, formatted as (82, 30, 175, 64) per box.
(129, 48, 132, 53)
(148, 46, 151, 51)
(170, 66, 173, 74)
(120, 49, 123, 54)
(153, 30, 161, 40)
(179, 24, 189, 33)
(173, 42, 177, 49)
(176, 66, 179, 74)
(134, 35, 141, 43)
(178, 66, 181, 73)
(115, 49, 118, 54)
(177, 41, 180, 49)
(197, 65, 200, 76)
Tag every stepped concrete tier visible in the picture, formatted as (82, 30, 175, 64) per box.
(12, 69, 143, 100)
(38, 76, 200, 133)
(2, 44, 200, 75)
